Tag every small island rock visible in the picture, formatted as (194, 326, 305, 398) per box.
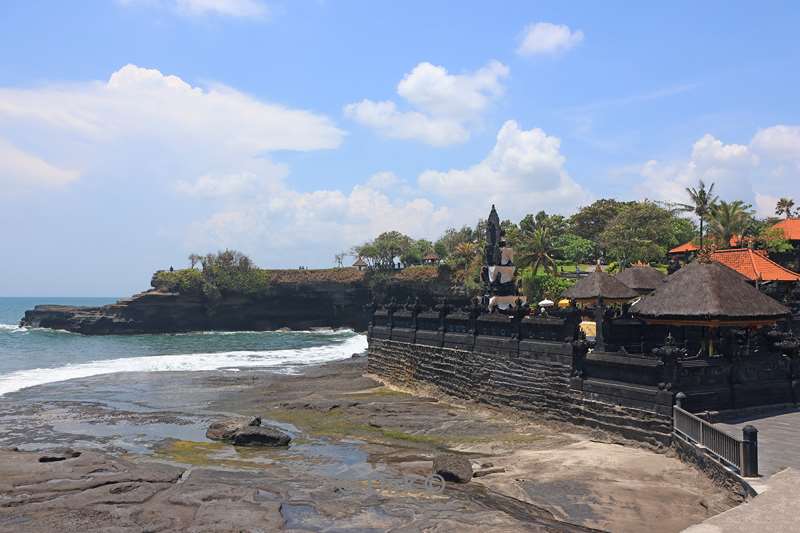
(433, 453, 472, 483)
(230, 426, 291, 447)
(206, 416, 261, 441)
(206, 416, 290, 447)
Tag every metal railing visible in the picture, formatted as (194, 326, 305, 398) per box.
(673, 401, 758, 477)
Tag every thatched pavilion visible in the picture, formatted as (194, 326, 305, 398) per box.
(630, 260, 790, 357)
(563, 270, 638, 349)
(563, 270, 639, 304)
(615, 265, 666, 295)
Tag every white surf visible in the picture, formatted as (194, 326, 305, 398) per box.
(0, 334, 367, 396)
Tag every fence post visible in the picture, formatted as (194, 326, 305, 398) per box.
(741, 425, 759, 477)
(675, 391, 686, 409)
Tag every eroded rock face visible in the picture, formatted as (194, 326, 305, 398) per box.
(433, 453, 473, 483)
(206, 417, 290, 447)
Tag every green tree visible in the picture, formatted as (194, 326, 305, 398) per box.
(352, 231, 413, 270)
(434, 225, 478, 260)
(756, 226, 793, 253)
(401, 239, 434, 266)
(517, 269, 575, 302)
(708, 200, 753, 247)
(517, 226, 559, 276)
(601, 201, 684, 264)
(676, 180, 718, 248)
(554, 233, 595, 267)
(452, 241, 481, 282)
(775, 197, 795, 219)
(569, 199, 632, 243)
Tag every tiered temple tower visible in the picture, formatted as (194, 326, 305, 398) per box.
(480, 205, 525, 310)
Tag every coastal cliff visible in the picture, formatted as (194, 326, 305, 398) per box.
(21, 266, 463, 335)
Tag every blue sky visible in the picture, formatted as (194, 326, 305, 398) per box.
(2, 0, 799, 296)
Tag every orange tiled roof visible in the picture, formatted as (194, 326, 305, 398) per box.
(669, 235, 749, 254)
(773, 218, 800, 241)
(712, 248, 800, 282)
(669, 241, 700, 254)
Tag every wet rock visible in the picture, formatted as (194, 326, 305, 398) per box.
(230, 426, 291, 447)
(473, 467, 506, 478)
(206, 417, 261, 441)
(38, 448, 82, 463)
(433, 453, 472, 483)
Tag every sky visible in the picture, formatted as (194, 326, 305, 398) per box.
(1, 1, 799, 296)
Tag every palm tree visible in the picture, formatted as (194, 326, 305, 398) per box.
(677, 180, 718, 249)
(775, 197, 795, 219)
(708, 200, 753, 247)
(516, 226, 559, 276)
(453, 241, 480, 280)
(188, 253, 201, 269)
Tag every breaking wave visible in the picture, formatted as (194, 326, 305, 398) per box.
(0, 334, 366, 396)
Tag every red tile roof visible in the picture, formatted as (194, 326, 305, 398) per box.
(669, 235, 749, 254)
(772, 218, 800, 241)
(712, 248, 800, 282)
(669, 241, 700, 254)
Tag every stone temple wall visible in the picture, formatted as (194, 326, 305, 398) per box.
(367, 337, 673, 448)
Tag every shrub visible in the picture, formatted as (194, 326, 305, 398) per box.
(517, 268, 574, 302)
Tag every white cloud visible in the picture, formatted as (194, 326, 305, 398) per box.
(186, 183, 453, 256)
(119, 0, 268, 18)
(418, 120, 590, 219)
(637, 126, 800, 216)
(0, 64, 343, 192)
(517, 22, 584, 57)
(365, 171, 401, 190)
(343, 100, 468, 146)
(751, 125, 800, 161)
(0, 139, 80, 189)
(345, 61, 509, 146)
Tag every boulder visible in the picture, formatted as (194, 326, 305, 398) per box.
(432, 453, 472, 483)
(206, 417, 290, 447)
(230, 426, 291, 447)
(206, 417, 261, 441)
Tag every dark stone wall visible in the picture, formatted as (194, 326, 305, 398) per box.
(367, 338, 673, 448)
(672, 436, 755, 502)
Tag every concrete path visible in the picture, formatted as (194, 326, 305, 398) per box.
(714, 406, 800, 479)
(682, 468, 800, 532)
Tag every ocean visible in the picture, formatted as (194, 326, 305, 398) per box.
(0, 297, 367, 398)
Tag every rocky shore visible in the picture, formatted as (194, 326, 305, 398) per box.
(19, 267, 463, 335)
(0, 356, 734, 532)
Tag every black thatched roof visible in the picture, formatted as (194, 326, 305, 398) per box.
(630, 261, 789, 321)
(615, 265, 666, 291)
(562, 271, 638, 301)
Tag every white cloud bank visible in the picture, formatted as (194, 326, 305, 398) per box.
(517, 22, 584, 57)
(119, 0, 268, 18)
(419, 120, 590, 219)
(0, 139, 79, 189)
(638, 125, 800, 216)
(345, 61, 509, 146)
(0, 64, 588, 268)
(0, 64, 343, 192)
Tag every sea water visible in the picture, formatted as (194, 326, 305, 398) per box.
(0, 297, 367, 397)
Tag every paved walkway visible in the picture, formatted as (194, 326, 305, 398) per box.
(683, 468, 800, 532)
(714, 406, 800, 479)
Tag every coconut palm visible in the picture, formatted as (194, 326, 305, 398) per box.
(516, 226, 559, 276)
(775, 197, 795, 219)
(452, 241, 480, 276)
(708, 200, 753, 247)
(677, 180, 718, 249)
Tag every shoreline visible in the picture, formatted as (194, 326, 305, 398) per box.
(0, 355, 734, 532)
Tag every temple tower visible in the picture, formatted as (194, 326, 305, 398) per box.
(480, 205, 525, 310)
